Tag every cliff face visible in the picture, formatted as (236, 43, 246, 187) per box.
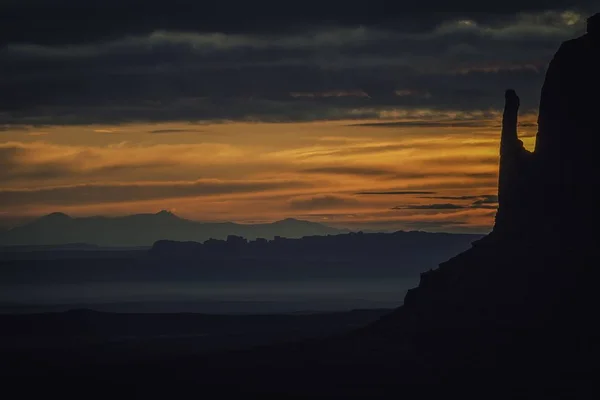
(494, 89, 535, 235)
(495, 19, 600, 235)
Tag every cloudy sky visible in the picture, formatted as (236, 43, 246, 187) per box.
(0, 1, 595, 232)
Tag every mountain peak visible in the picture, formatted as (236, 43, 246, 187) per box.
(155, 210, 178, 218)
(40, 212, 71, 220)
(273, 218, 316, 226)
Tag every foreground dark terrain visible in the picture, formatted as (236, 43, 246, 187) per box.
(0, 308, 390, 367)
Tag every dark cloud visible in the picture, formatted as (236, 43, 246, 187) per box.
(295, 213, 359, 220)
(148, 129, 204, 134)
(471, 204, 499, 209)
(470, 195, 499, 209)
(356, 191, 437, 195)
(302, 166, 396, 177)
(289, 195, 360, 210)
(404, 220, 470, 227)
(0, 3, 595, 124)
(419, 194, 499, 209)
(0, 180, 310, 208)
(423, 194, 486, 200)
(1, 1, 595, 45)
(301, 166, 497, 180)
(425, 156, 499, 166)
(348, 120, 493, 128)
(472, 194, 499, 204)
(392, 203, 466, 210)
(392, 200, 498, 210)
(463, 172, 498, 179)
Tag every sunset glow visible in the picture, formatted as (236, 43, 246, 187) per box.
(0, 113, 538, 233)
(1, 6, 583, 233)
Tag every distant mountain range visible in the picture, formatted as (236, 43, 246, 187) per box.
(0, 211, 348, 247)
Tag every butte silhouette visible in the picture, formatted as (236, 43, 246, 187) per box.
(495, 12, 600, 236)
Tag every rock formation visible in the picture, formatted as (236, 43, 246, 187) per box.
(494, 89, 535, 234)
(494, 13, 600, 236)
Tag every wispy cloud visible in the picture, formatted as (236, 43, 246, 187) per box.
(148, 129, 205, 134)
(348, 120, 493, 128)
(2, 7, 586, 126)
(0, 179, 311, 208)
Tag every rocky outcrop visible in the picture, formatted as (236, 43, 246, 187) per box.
(493, 89, 534, 235)
(493, 13, 600, 236)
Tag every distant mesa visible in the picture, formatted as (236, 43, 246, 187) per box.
(148, 230, 483, 263)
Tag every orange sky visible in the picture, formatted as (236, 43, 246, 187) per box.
(0, 112, 538, 233)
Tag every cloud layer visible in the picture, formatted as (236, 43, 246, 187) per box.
(1, 2, 589, 232)
(0, 6, 593, 125)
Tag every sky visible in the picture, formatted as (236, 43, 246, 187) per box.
(0, 1, 595, 233)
